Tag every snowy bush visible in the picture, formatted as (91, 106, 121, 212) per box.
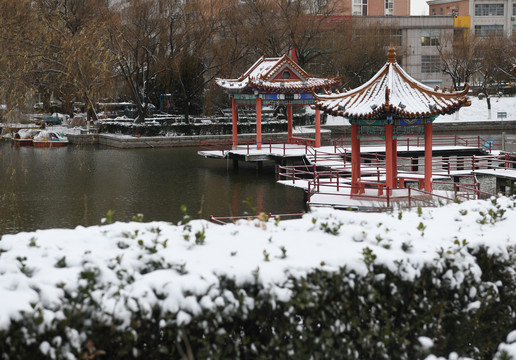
(1, 197, 516, 359)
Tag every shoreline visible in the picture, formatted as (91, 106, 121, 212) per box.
(66, 120, 516, 149)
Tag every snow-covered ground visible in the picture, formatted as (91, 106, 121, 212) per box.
(326, 96, 516, 125)
(1, 196, 516, 358)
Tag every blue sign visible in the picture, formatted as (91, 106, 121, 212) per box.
(484, 140, 494, 148)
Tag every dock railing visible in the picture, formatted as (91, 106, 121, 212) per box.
(332, 135, 501, 153)
(305, 175, 490, 210)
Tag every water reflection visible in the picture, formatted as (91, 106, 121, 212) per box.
(0, 144, 305, 235)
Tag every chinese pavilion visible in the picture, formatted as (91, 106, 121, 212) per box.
(315, 45, 471, 194)
(215, 54, 340, 149)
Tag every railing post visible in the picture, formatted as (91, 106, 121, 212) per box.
(308, 182, 311, 202)
(386, 187, 390, 208)
(330, 168, 332, 182)
(408, 186, 411, 209)
(407, 138, 409, 151)
(337, 174, 340, 191)
(313, 165, 316, 181)
(292, 168, 295, 184)
(317, 174, 320, 192)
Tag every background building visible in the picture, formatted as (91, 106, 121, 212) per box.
(345, 0, 411, 16)
(428, 0, 516, 37)
(358, 16, 455, 88)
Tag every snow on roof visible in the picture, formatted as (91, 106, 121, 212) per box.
(315, 45, 470, 120)
(215, 54, 340, 93)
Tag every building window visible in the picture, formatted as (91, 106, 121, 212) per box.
(353, 0, 368, 16)
(440, 7, 443, 15)
(421, 55, 441, 73)
(385, 0, 394, 15)
(475, 24, 504, 36)
(513, 25, 516, 37)
(421, 29, 441, 46)
(474, 4, 504, 16)
(431, 8, 436, 15)
(513, 3, 516, 16)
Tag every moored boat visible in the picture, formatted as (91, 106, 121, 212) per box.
(13, 129, 41, 146)
(33, 131, 69, 148)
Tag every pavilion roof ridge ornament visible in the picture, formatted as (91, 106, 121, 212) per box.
(387, 43, 396, 64)
(313, 45, 471, 121)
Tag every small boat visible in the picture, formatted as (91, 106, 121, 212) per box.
(13, 129, 40, 146)
(33, 131, 69, 148)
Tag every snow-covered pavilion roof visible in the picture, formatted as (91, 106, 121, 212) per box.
(215, 54, 340, 93)
(315, 45, 471, 120)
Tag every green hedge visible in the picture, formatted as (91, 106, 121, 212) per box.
(1, 245, 515, 360)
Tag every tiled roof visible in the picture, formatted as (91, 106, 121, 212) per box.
(315, 46, 470, 120)
(215, 54, 340, 93)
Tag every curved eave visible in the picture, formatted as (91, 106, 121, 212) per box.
(317, 97, 471, 120)
(215, 78, 251, 92)
(249, 77, 341, 93)
(314, 62, 471, 119)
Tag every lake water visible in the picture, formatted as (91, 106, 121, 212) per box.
(0, 144, 306, 235)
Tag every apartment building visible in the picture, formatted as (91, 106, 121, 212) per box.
(345, 0, 411, 16)
(356, 16, 455, 88)
(428, 0, 516, 37)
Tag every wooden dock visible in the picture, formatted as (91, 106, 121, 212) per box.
(199, 136, 516, 211)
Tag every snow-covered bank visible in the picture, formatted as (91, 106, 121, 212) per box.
(1, 197, 516, 359)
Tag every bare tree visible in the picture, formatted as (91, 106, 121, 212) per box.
(475, 35, 514, 114)
(109, 0, 165, 123)
(35, 0, 115, 118)
(278, 0, 342, 69)
(157, 0, 246, 121)
(0, 0, 115, 120)
(437, 31, 478, 91)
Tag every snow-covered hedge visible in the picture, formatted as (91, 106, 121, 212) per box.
(98, 116, 316, 137)
(1, 198, 516, 359)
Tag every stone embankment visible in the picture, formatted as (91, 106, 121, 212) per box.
(68, 131, 332, 149)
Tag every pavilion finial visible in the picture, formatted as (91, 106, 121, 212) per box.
(387, 43, 396, 63)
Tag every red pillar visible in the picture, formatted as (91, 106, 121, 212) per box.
(424, 122, 433, 192)
(351, 124, 361, 194)
(287, 105, 293, 144)
(232, 97, 238, 147)
(315, 109, 321, 148)
(385, 124, 395, 189)
(392, 138, 398, 187)
(256, 96, 262, 150)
